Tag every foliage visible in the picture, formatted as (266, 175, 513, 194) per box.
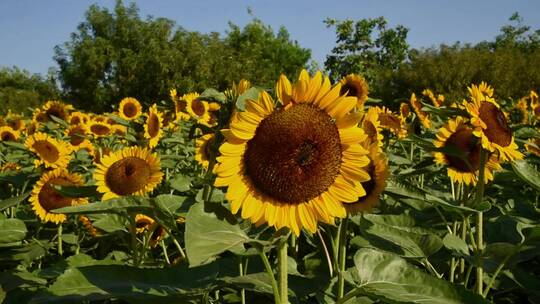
(54, 0, 310, 112)
(0, 67, 59, 115)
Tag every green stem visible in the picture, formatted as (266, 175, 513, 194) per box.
(337, 218, 349, 300)
(57, 224, 63, 256)
(161, 240, 171, 264)
(128, 215, 140, 266)
(475, 149, 487, 295)
(239, 258, 246, 304)
(171, 235, 186, 259)
(278, 237, 289, 304)
(260, 251, 280, 304)
(317, 229, 334, 277)
(482, 249, 514, 297)
(337, 288, 364, 304)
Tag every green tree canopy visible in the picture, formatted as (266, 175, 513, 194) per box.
(54, 0, 310, 112)
(0, 67, 59, 115)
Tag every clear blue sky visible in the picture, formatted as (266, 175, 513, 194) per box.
(1, 0, 539, 75)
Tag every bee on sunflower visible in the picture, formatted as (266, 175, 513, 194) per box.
(94, 146, 163, 200)
(464, 83, 523, 162)
(118, 97, 143, 121)
(214, 70, 371, 235)
(29, 168, 88, 224)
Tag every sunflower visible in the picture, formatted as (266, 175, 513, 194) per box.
(135, 214, 155, 233)
(5, 112, 25, 131)
(119, 97, 143, 121)
(25, 121, 39, 136)
(79, 215, 100, 237)
(134, 214, 166, 247)
(339, 74, 369, 108)
(0, 162, 20, 172)
(215, 70, 371, 235)
(376, 106, 408, 138)
(195, 133, 216, 169)
(410, 93, 432, 129)
(144, 104, 164, 148)
(361, 107, 383, 150)
(399, 102, 410, 121)
(464, 84, 523, 162)
(29, 169, 87, 224)
(41, 100, 73, 121)
(25, 132, 72, 168)
(508, 98, 528, 125)
(530, 91, 540, 120)
(87, 119, 113, 137)
(185, 93, 210, 124)
(69, 112, 89, 126)
(65, 124, 94, 153)
(422, 89, 445, 107)
(94, 146, 163, 200)
(173, 94, 191, 122)
(434, 117, 501, 185)
(344, 144, 388, 214)
(0, 126, 20, 142)
(525, 138, 540, 157)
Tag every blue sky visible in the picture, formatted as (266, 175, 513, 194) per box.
(1, 0, 539, 75)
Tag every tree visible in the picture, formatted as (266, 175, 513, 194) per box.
(0, 67, 59, 115)
(54, 0, 310, 112)
(324, 17, 409, 82)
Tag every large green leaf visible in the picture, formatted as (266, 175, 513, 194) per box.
(0, 219, 27, 244)
(346, 248, 490, 304)
(30, 263, 219, 304)
(511, 160, 540, 191)
(0, 191, 31, 211)
(185, 202, 250, 267)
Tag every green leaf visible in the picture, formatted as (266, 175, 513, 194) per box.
(511, 160, 540, 191)
(168, 175, 192, 192)
(91, 214, 128, 233)
(198, 88, 226, 104)
(347, 248, 490, 304)
(52, 196, 154, 215)
(219, 272, 274, 295)
(185, 202, 251, 266)
(0, 191, 30, 211)
(0, 219, 27, 244)
(52, 185, 99, 198)
(30, 263, 219, 304)
(236, 87, 262, 111)
(443, 233, 470, 256)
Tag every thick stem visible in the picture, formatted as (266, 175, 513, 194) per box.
(57, 224, 63, 256)
(337, 218, 349, 300)
(475, 149, 487, 295)
(260, 251, 280, 304)
(278, 237, 289, 304)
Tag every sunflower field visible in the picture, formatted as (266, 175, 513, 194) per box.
(0, 71, 539, 304)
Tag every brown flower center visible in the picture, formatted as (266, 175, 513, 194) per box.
(38, 177, 76, 211)
(70, 116, 82, 125)
(360, 162, 376, 197)
(33, 140, 60, 163)
(203, 136, 215, 160)
(8, 120, 22, 130)
(147, 113, 160, 137)
(378, 113, 401, 131)
(191, 100, 206, 117)
(68, 126, 86, 146)
(1, 131, 16, 141)
(105, 157, 152, 195)
(340, 83, 359, 98)
(244, 104, 341, 203)
(46, 105, 67, 120)
(123, 102, 138, 118)
(444, 128, 481, 172)
(176, 100, 187, 113)
(90, 123, 111, 136)
(478, 102, 512, 147)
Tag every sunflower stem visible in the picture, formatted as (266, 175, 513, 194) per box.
(317, 229, 334, 277)
(238, 257, 246, 304)
(259, 250, 280, 304)
(475, 149, 487, 296)
(161, 240, 171, 265)
(278, 236, 289, 304)
(57, 224, 63, 256)
(171, 235, 186, 260)
(337, 217, 349, 300)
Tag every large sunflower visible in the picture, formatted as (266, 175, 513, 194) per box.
(144, 104, 164, 148)
(119, 97, 143, 121)
(464, 84, 523, 162)
(0, 126, 20, 142)
(25, 132, 72, 168)
(339, 74, 369, 109)
(434, 117, 501, 185)
(410, 93, 432, 129)
(214, 70, 371, 235)
(41, 100, 73, 121)
(29, 169, 87, 224)
(344, 143, 388, 214)
(195, 133, 216, 169)
(94, 146, 163, 200)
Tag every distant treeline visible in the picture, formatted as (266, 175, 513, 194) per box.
(1, 2, 539, 114)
